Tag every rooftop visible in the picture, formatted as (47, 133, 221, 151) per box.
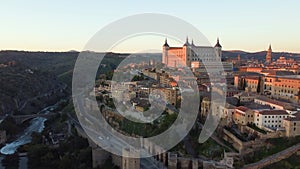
(284, 113, 300, 121)
(236, 106, 249, 112)
(244, 102, 271, 110)
(258, 110, 289, 115)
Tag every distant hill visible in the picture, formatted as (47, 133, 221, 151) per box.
(0, 51, 126, 115)
(0, 51, 128, 86)
(223, 50, 300, 61)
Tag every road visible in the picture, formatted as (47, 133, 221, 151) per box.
(68, 113, 166, 169)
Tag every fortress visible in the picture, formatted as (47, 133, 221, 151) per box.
(162, 37, 222, 68)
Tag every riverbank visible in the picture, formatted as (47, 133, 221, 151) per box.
(0, 99, 68, 155)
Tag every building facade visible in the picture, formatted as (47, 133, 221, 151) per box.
(162, 38, 222, 69)
(283, 115, 300, 137)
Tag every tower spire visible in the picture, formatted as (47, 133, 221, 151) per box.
(214, 37, 222, 48)
(183, 36, 190, 46)
(163, 38, 169, 47)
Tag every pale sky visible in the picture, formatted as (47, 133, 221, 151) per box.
(0, 0, 299, 53)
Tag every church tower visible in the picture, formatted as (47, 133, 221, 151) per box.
(162, 38, 169, 66)
(266, 44, 272, 64)
(214, 38, 222, 58)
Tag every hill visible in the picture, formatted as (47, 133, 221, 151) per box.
(223, 50, 300, 61)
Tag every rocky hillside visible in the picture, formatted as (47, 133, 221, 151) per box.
(0, 51, 125, 115)
(0, 61, 67, 115)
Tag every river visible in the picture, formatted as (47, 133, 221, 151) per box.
(0, 100, 65, 155)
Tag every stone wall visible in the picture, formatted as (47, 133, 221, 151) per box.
(240, 125, 284, 139)
(223, 128, 265, 155)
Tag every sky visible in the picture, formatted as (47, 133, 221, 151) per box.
(0, 0, 299, 53)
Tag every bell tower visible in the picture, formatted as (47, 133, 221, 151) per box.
(266, 44, 272, 64)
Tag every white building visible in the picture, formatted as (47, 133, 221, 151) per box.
(254, 110, 289, 129)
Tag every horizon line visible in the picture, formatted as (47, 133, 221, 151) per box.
(1, 49, 300, 55)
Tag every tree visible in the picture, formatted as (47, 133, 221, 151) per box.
(257, 76, 262, 94)
(31, 132, 42, 144)
(2, 153, 19, 169)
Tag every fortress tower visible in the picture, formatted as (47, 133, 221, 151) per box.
(122, 148, 140, 169)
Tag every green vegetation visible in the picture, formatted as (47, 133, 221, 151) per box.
(245, 136, 300, 164)
(0, 116, 22, 137)
(189, 125, 229, 160)
(12, 105, 93, 169)
(24, 129, 91, 169)
(262, 154, 300, 169)
(257, 76, 262, 93)
(119, 113, 177, 137)
(196, 138, 225, 160)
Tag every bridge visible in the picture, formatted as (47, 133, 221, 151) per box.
(12, 113, 58, 124)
